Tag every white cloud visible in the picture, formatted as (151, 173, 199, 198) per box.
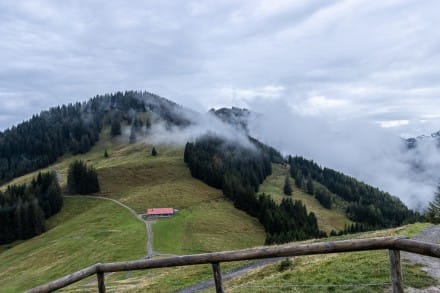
(379, 120, 410, 128)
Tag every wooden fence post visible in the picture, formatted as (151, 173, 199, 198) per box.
(211, 262, 224, 293)
(97, 271, 106, 293)
(388, 249, 403, 293)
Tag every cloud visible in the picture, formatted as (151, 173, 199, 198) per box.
(1, 1, 440, 134)
(248, 99, 438, 210)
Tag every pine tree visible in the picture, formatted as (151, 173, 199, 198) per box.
(306, 178, 314, 195)
(129, 125, 137, 144)
(294, 170, 303, 188)
(427, 186, 440, 224)
(151, 147, 157, 156)
(104, 149, 109, 158)
(283, 175, 292, 196)
(111, 119, 121, 137)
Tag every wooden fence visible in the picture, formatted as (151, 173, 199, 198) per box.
(27, 236, 440, 293)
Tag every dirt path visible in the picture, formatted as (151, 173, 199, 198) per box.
(402, 225, 440, 291)
(64, 195, 155, 258)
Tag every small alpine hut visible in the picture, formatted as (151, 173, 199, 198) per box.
(147, 208, 174, 218)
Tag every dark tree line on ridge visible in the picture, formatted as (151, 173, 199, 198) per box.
(0, 172, 62, 244)
(289, 156, 420, 229)
(184, 134, 325, 244)
(0, 91, 190, 184)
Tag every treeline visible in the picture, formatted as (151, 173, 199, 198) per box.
(289, 156, 419, 228)
(184, 134, 324, 244)
(0, 90, 190, 184)
(0, 172, 63, 244)
(67, 160, 100, 195)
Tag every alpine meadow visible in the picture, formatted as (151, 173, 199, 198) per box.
(0, 91, 438, 292)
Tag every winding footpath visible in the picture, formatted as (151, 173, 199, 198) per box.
(64, 195, 155, 258)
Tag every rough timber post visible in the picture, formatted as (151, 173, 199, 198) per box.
(97, 271, 106, 293)
(389, 250, 404, 293)
(211, 262, 224, 293)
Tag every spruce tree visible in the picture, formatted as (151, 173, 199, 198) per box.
(129, 125, 137, 144)
(427, 186, 440, 224)
(151, 147, 157, 156)
(283, 175, 292, 196)
(306, 178, 314, 195)
(111, 119, 121, 137)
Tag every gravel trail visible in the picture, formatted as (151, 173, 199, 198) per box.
(64, 195, 155, 258)
(402, 225, 440, 291)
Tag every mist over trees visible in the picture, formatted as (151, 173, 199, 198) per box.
(184, 134, 324, 244)
(289, 156, 420, 228)
(0, 91, 190, 185)
(0, 171, 62, 244)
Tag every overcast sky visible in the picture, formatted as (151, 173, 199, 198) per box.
(1, 0, 440, 136)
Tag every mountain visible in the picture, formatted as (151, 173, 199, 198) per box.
(0, 91, 419, 239)
(0, 90, 428, 291)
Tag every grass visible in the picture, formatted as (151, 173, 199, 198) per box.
(224, 223, 437, 292)
(0, 128, 435, 292)
(260, 164, 352, 233)
(0, 197, 146, 292)
(0, 128, 266, 292)
(153, 199, 265, 254)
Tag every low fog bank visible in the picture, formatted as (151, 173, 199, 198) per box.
(247, 100, 440, 211)
(121, 109, 254, 149)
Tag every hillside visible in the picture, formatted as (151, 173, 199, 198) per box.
(0, 91, 427, 291)
(259, 164, 351, 233)
(223, 223, 437, 292)
(0, 132, 265, 291)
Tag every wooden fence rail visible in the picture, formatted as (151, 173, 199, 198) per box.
(27, 236, 440, 293)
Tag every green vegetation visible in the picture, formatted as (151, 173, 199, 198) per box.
(0, 197, 146, 292)
(427, 185, 440, 223)
(67, 160, 100, 194)
(0, 136, 265, 292)
(184, 134, 324, 244)
(153, 200, 264, 254)
(225, 223, 437, 292)
(0, 171, 62, 244)
(259, 164, 351, 234)
(289, 156, 420, 229)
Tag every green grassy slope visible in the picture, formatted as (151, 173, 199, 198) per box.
(0, 129, 265, 291)
(224, 223, 437, 292)
(0, 197, 146, 292)
(260, 164, 352, 233)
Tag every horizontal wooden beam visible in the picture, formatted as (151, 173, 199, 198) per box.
(27, 236, 440, 292)
(393, 238, 440, 258)
(27, 264, 98, 293)
(99, 236, 401, 272)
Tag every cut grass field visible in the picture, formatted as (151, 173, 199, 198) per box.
(224, 223, 437, 292)
(260, 164, 352, 233)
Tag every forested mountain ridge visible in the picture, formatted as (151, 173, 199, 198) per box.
(0, 91, 190, 184)
(289, 156, 419, 229)
(0, 91, 419, 244)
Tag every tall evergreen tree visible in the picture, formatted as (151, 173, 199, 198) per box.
(67, 160, 100, 195)
(283, 175, 292, 196)
(151, 147, 157, 156)
(306, 178, 314, 195)
(427, 186, 440, 224)
(129, 125, 137, 144)
(111, 119, 122, 137)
